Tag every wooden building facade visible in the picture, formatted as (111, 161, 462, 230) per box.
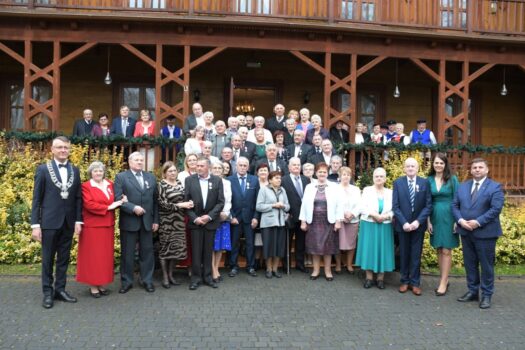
(0, 1, 524, 157)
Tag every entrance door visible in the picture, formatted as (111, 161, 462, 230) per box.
(225, 78, 282, 118)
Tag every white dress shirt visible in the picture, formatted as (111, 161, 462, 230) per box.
(471, 177, 487, 194)
(199, 175, 210, 207)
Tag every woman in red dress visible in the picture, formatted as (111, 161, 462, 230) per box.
(77, 161, 126, 298)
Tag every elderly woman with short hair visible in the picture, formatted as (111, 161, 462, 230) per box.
(77, 161, 127, 298)
(305, 114, 330, 145)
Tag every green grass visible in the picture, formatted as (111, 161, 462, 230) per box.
(0, 264, 77, 276)
(423, 264, 525, 276)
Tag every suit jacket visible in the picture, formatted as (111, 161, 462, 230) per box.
(81, 179, 115, 228)
(182, 114, 198, 136)
(228, 174, 260, 224)
(256, 185, 290, 228)
(72, 119, 94, 137)
(161, 125, 182, 140)
(451, 178, 504, 239)
(285, 143, 312, 165)
(305, 128, 330, 145)
(265, 116, 287, 135)
(110, 117, 137, 137)
(228, 141, 256, 164)
(329, 127, 350, 145)
(281, 174, 310, 223)
(210, 133, 231, 158)
(392, 176, 432, 233)
(91, 124, 110, 137)
(253, 157, 289, 175)
(283, 131, 295, 147)
(308, 151, 335, 166)
(31, 161, 82, 230)
(184, 174, 225, 230)
(114, 170, 159, 231)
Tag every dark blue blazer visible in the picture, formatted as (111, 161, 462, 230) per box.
(110, 117, 137, 137)
(161, 125, 182, 139)
(451, 178, 504, 239)
(392, 176, 432, 233)
(228, 174, 260, 223)
(31, 161, 82, 230)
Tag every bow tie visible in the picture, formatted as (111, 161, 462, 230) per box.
(58, 163, 67, 168)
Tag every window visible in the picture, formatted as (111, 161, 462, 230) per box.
(128, 0, 166, 9)
(236, 0, 271, 15)
(120, 85, 156, 119)
(340, 87, 383, 133)
(341, 1, 375, 21)
(7, 83, 51, 130)
(440, 0, 467, 28)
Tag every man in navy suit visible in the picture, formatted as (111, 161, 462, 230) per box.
(393, 157, 432, 295)
(285, 130, 312, 165)
(452, 158, 504, 309)
(110, 105, 137, 137)
(228, 157, 260, 277)
(160, 115, 182, 163)
(31, 136, 83, 309)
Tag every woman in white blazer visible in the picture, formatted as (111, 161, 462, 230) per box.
(210, 161, 232, 283)
(300, 163, 343, 281)
(335, 167, 362, 274)
(355, 167, 395, 290)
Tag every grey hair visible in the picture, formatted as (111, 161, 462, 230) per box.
(288, 157, 301, 165)
(330, 155, 342, 163)
(128, 151, 144, 162)
(197, 156, 211, 166)
(311, 114, 322, 123)
(87, 161, 106, 178)
(373, 167, 387, 176)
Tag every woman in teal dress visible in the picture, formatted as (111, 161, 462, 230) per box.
(427, 152, 459, 296)
(355, 167, 395, 290)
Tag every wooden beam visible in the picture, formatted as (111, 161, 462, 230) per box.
(155, 43, 162, 133)
(356, 56, 386, 78)
(0, 42, 25, 65)
(53, 40, 60, 130)
(183, 45, 190, 119)
(437, 59, 446, 142)
(323, 52, 331, 129)
(23, 40, 32, 130)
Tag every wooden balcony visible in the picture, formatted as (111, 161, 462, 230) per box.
(0, 0, 524, 38)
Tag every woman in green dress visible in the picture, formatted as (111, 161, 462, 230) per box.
(427, 152, 459, 296)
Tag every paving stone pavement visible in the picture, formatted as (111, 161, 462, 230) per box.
(0, 271, 524, 349)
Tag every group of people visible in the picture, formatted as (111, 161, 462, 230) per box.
(33, 103, 503, 310)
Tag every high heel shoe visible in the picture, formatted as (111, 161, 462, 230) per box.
(161, 279, 171, 289)
(325, 276, 334, 282)
(169, 277, 181, 286)
(89, 289, 101, 298)
(309, 274, 319, 280)
(363, 279, 374, 289)
(98, 288, 110, 296)
(435, 282, 450, 296)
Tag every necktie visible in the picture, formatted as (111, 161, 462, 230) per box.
(409, 179, 415, 212)
(135, 172, 144, 189)
(270, 161, 275, 171)
(316, 147, 321, 154)
(471, 182, 480, 202)
(122, 118, 127, 136)
(235, 149, 239, 161)
(240, 176, 246, 194)
(294, 176, 303, 198)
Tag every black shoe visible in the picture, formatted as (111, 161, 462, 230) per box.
(218, 275, 223, 282)
(119, 284, 133, 294)
(205, 281, 218, 289)
(98, 288, 110, 296)
(273, 270, 283, 278)
(89, 289, 101, 298)
(228, 268, 239, 277)
(169, 278, 181, 286)
(479, 296, 491, 309)
(363, 279, 374, 289)
(435, 283, 450, 296)
(161, 280, 171, 289)
(247, 268, 257, 277)
(42, 295, 54, 309)
(143, 283, 155, 293)
(189, 283, 199, 291)
(295, 266, 310, 273)
(325, 276, 334, 282)
(265, 270, 273, 279)
(346, 269, 356, 275)
(54, 291, 77, 303)
(457, 291, 479, 302)
(334, 270, 342, 275)
(376, 280, 385, 290)
(309, 274, 319, 280)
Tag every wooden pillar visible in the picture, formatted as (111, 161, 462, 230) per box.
(437, 59, 446, 142)
(53, 41, 61, 131)
(323, 52, 332, 129)
(155, 44, 162, 135)
(23, 40, 32, 130)
(183, 45, 191, 118)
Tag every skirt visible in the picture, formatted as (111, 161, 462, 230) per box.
(339, 222, 359, 250)
(261, 226, 286, 258)
(214, 221, 232, 252)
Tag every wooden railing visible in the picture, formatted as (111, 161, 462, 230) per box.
(352, 148, 525, 193)
(0, 0, 523, 36)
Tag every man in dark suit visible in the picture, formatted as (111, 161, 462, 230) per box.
(31, 136, 82, 309)
(329, 121, 350, 147)
(228, 157, 260, 277)
(110, 105, 137, 137)
(452, 158, 504, 309)
(160, 115, 182, 163)
(393, 157, 432, 296)
(182, 102, 204, 137)
(210, 120, 231, 158)
(265, 103, 287, 135)
(253, 144, 288, 175)
(281, 157, 310, 273)
(308, 139, 335, 166)
(283, 118, 297, 146)
(229, 132, 256, 165)
(285, 129, 312, 165)
(71, 109, 95, 136)
(114, 152, 159, 294)
(185, 157, 225, 290)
